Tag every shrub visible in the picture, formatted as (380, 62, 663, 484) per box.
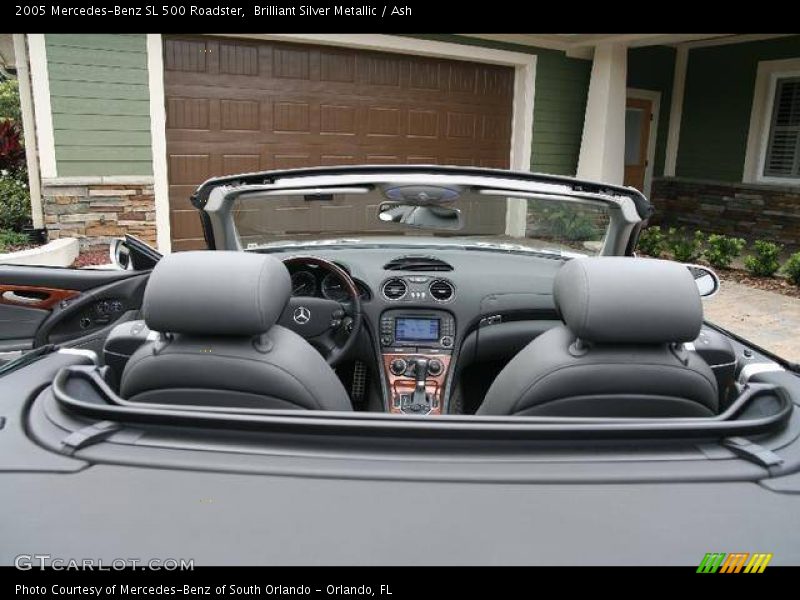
(668, 228, 705, 262)
(783, 252, 800, 286)
(704, 234, 746, 269)
(0, 175, 31, 231)
(636, 226, 666, 257)
(0, 228, 29, 253)
(541, 207, 600, 241)
(744, 240, 783, 277)
(0, 79, 21, 124)
(0, 120, 25, 174)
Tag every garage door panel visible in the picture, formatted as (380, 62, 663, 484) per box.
(320, 50, 357, 83)
(165, 36, 513, 248)
(166, 97, 210, 130)
(168, 154, 210, 185)
(168, 186, 198, 211)
(164, 38, 209, 73)
(218, 41, 260, 77)
(171, 238, 207, 252)
(170, 210, 204, 241)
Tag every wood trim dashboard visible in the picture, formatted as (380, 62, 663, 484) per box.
(0, 284, 81, 310)
(382, 352, 452, 415)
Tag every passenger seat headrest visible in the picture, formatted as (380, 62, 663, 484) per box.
(142, 251, 291, 336)
(553, 257, 702, 344)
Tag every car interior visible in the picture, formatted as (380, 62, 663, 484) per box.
(0, 167, 794, 438)
(93, 249, 728, 419)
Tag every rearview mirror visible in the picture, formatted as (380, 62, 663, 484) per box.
(378, 202, 462, 231)
(109, 238, 132, 270)
(686, 264, 720, 298)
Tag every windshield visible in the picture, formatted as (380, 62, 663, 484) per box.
(231, 187, 612, 255)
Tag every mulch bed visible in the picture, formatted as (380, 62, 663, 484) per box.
(0, 243, 36, 253)
(716, 268, 800, 299)
(71, 248, 110, 268)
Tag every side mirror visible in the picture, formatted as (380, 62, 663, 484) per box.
(686, 264, 720, 298)
(109, 238, 133, 271)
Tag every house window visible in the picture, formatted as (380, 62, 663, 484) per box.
(763, 76, 800, 178)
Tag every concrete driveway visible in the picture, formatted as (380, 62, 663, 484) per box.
(703, 280, 800, 364)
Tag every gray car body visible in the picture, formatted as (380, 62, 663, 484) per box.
(1, 167, 799, 565)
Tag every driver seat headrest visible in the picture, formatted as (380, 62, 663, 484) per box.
(142, 251, 291, 336)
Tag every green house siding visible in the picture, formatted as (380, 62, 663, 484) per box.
(45, 34, 152, 178)
(676, 35, 800, 182)
(531, 52, 591, 176)
(404, 35, 591, 176)
(627, 46, 676, 177)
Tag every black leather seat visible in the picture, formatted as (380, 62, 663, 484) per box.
(478, 257, 718, 417)
(120, 251, 352, 411)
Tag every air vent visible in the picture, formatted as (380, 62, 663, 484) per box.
(383, 255, 454, 272)
(381, 278, 407, 300)
(429, 279, 455, 302)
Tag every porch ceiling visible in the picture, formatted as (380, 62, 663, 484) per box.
(461, 34, 738, 57)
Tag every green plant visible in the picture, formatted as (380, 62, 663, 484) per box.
(668, 228, 705, 262)
(0, 228, 29, 252)
(541, 207, 600, 241)
(744, 240, 783, 277)
(0, 79, 21, 124)
(783, 252, 800, 286)
(636, 227, 666, 257)
(0, 175, 31, 231)
(704, 234, 746, 269)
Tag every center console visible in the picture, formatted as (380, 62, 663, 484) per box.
(379, 309, 455, 415)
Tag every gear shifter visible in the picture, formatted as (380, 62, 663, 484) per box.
(411, 357, 429, 410)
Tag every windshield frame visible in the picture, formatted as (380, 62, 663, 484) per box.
(195, 167, 647, 255)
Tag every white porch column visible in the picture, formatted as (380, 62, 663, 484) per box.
(13, 34, 44, 229)
(576, 43, 628, 185)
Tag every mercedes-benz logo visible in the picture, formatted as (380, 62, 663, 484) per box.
(293, 306, 311, 325)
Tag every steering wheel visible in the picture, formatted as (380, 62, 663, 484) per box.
(277, 256, 363, 366)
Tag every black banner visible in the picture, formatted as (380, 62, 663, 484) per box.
(5, 566, 798, 596)
(2, 1, 784, 33)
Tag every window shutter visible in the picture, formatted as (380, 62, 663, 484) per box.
(764, 77, 800, 178)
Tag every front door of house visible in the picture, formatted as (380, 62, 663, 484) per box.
(624, 97, 653, 192)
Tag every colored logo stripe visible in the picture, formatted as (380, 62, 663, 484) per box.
(744, 553, 773, 573)
(720, 553, 749, 573)
(697, 552, 772, 573)
(697, 553, 726, 573)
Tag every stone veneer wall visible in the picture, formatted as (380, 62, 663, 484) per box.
(42, 181, 157, 250)
(650, 177, 800, 249)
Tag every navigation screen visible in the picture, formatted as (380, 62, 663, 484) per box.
(395, 318, 440, 342)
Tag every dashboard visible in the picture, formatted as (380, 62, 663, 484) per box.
(271, 246, 565, 415)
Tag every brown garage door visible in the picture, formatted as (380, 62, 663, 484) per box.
(163, 36, 514, 250)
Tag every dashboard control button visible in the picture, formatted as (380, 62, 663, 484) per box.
(440, 336, 453, 348)
(390, 358, 408, 376)
(381, 335, 393, 346)
(428, 359, 443, 376)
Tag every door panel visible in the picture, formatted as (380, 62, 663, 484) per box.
(0, 266, 137, 291)
(623, 97, 652, 192)
(0, 304, 48, 347)
(0, 266, 149, 354)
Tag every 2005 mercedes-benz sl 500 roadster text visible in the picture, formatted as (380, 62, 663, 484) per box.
(1, 166, 798, 565)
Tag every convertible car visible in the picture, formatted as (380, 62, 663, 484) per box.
(1, 166, 799, 565)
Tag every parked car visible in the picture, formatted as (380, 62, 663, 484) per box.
(1, 166, 798, 565)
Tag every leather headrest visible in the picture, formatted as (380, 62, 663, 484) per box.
(143, 251, 291, 336)
(553, 257, 702, 344)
